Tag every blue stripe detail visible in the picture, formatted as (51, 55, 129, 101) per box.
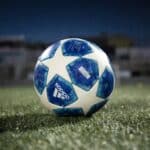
(62, 39, 93, 56)
(67, 58, 99, 91)
(53, 108, 84, 116)
(86, 100, 108, 116)
(97, 68, 114, 98)
(39, 41, 60, 61)
(34, 63, 48, 94)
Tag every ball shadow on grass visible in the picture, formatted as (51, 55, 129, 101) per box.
(0, 113, 88, 133)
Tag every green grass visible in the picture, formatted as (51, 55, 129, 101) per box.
(0, 84, 150, 150)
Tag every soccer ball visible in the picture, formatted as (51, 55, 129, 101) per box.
(34, 38, 115, 116)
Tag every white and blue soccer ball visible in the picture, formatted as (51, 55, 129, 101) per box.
(34, 38, 115, 116)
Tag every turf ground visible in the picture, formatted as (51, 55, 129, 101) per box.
(0, 84, 149, 150)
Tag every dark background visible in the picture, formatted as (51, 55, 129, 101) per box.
(0, 0, 150, 45)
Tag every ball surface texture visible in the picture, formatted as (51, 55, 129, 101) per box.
(34, 38, 115, 116)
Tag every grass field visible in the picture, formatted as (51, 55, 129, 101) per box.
(0, 84, 150, 150)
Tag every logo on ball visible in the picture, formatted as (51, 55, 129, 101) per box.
(53, 83, 70, 100)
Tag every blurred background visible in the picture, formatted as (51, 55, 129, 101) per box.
(0, 0, 150, 86)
